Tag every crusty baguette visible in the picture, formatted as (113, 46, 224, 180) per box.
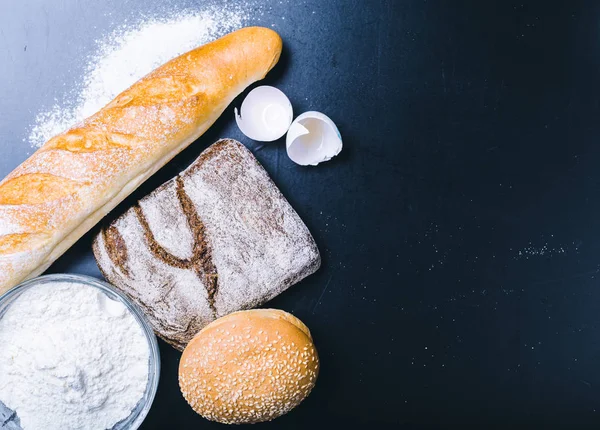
(0, 27, 282, 294)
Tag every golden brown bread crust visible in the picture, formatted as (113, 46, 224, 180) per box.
(179, 309, 319, 424)
(200, 308, 313, 340)
(0, 27, 282, 294)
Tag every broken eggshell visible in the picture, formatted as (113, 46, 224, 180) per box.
(286, 111, 343, 166)
(234, 86, 293, 142)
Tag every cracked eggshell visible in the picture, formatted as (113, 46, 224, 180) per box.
(234, 86, 293, 142)
(286, 111, 343, 166)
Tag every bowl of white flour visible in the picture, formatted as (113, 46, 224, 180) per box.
(0, 274, 160, 430)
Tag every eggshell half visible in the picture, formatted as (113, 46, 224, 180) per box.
(234, 86, 293, 142)
(286, 111, 343, 166)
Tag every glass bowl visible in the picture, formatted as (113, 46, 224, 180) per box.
(0, 274, 160, 430)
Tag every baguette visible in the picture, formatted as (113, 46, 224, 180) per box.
(0, 27, 283, 294)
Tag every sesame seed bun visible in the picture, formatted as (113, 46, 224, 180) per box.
(179, 309, 319, 424)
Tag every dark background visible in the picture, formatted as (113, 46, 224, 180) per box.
(2, 0, 600, 428)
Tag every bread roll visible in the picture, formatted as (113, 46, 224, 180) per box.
(179, 309, 319, 424)
(93, 139, 320, 350)
(0, 27, 282, 294)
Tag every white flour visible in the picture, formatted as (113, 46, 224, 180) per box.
(0, 282, 150, 430)
(28, 7, 246, 148)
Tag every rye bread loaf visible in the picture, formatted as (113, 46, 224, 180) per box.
(93, 139, 320, 350)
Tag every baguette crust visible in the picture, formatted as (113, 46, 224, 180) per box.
(0, 27, 282, 294)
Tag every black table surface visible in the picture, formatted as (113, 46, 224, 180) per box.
(2, 0, 600, 428)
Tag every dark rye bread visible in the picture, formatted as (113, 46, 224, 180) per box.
(93, 139, 320, 350)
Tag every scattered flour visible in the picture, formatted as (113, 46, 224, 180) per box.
(513, 240, 580, 260)
(517, 244, 565, 258)
(0, 282, 150, 430)
(28, 8, 247, 148)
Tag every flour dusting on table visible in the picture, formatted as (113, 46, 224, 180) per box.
(28, 7, 247, 148)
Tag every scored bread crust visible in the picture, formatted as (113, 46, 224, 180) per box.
(92, 139, 321, 351)
(179, 309, 319, 424)
(0, 27, 282, 294)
